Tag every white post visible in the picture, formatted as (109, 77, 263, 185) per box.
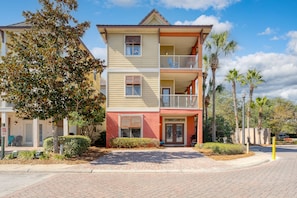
(63, 118, 69, 136)
(32, 119, 39, 148)
(1, 112, 8, 146)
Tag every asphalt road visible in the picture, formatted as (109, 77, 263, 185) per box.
(0, 146, 296, 198)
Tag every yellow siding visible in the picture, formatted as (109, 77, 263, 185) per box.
(108, 33, 159, 69)
(108, 72, 159, 108)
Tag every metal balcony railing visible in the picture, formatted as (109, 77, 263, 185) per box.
(160, 55, 198, 69)
(160, 94, 198, 109)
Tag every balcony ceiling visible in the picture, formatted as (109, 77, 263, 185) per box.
(160, 72, 198, 93)
(160, 36, 197, 55)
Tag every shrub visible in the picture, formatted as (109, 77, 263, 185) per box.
(17, 151, 36, 160)
(196, 142, 245, 155)
(92, 131, 106, 147)
(110, 138, 160, 148)
(43, 135, 91, 157)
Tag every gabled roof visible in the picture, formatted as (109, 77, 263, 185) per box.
(138, 9, 170, 25)
(0, 21, 96, 59)
(0, 21, 31, 30)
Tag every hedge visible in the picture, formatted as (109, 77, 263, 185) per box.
(110, 138, 160, 148)
(43, 135, 91, 157)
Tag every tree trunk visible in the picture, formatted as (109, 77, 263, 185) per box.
(232, 81, 239, 143)
(212, 68, 216, 142)
(247, 87, 253, 143)
(52, 122, 59, 153)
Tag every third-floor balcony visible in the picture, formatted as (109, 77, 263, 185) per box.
(160, 94, 198, 109)
(160, 55, 198, 69)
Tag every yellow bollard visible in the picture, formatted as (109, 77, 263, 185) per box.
(272, 136, 276, 160)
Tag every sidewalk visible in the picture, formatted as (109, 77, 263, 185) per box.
(0, 146, 273, 173)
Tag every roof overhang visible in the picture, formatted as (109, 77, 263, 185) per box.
(96, 25, 213, 44)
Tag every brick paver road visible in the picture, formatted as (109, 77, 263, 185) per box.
(1, 146, 296, 198)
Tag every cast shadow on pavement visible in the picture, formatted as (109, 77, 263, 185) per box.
(90, 151, 204, 165)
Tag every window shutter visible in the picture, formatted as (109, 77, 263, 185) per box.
(125, 36, 140, 44)
(133, 76, 141, 84)
(120, 116, 142, 128)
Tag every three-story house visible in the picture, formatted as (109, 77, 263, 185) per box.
(97, 9, 212, 147)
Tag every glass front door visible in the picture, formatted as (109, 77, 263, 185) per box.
(165, 123, 184, 144)
(162, 88, 170, 107)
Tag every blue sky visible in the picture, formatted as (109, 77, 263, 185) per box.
(1, 0, 297, 102)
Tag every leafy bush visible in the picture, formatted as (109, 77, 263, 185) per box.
(196, 142, 245, 155)
(43, 135, 91, 157)
(93, 131, 106, 147)
(110, 138, 160, 148)
(17, 151, 36, 160)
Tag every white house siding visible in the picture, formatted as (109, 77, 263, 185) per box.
(108, 33, 159, 69)
(108, 72, 159, 108)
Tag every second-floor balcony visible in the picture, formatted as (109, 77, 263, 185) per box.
(160, 94, 198, 109)
(160, 55, 198, 69)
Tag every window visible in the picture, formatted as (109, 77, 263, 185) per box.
(120, 115, 142, 138)
(125, 76, 142, 96)
(125, 36, 141, 56)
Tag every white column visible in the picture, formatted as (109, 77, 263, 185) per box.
(1, 112, 8, 146)
(69, 125, 77, 135)
(63, 118, 69, 136)
(32, 118, 39, 148)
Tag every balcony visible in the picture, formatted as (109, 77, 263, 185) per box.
(160, 55, 198, 69)
(160, 94, 198, 109)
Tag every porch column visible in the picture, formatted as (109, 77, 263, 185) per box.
(69, 126, 77, 135)
(197, 113, 203, 144)
(1, 112, 8, 146)
(63, 118, 69, 136)
(32, 118, 39, 148)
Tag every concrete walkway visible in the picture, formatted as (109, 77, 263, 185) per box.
(0, 146, 273, 173)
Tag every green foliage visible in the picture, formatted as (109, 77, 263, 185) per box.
(4, 153, 15, 160)
(43, 135, 91, 157)
(17, 151, 36, 160)
(93, 131, 106, 147)
(63, 136, 91, 157)
(69, 107, 105, 144)
(198, 142, 245, 155)
(52, 154, 66, 160)
(110, 138, 160, 148)
(267, 97, 297, 134)
(0, 0, 104, 153)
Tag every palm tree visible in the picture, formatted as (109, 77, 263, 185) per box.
(202, 55, 210, 124)
(205, 31, 237, 142)
(241, 69, 264, 142)
(255, 96, 269, 144)
(225, 69, 243, 143)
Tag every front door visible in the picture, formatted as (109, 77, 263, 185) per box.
(162, 88, 170, 107)
(165, 123, 184, 144)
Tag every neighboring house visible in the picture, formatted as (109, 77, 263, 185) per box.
(97, 9, 212, 147)
(0, 22, 101, 147)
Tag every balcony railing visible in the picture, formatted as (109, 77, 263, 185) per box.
(160, 55, 198, 69)
(160, 94, 198, 109)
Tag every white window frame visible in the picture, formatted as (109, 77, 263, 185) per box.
(125, 35, 142, 57)
(125, 75, 142, 97)
(118, 114, 143, 138)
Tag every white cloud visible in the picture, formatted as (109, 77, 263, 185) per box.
(91, 47, 107, 61)
(158, 0, 240, 10)
(216, 52, 297, 102)
(286, 31, 297, 55)
(106, 0, 138, 7)
(258, 27, 273, 35)
(175, 15, 232, 33)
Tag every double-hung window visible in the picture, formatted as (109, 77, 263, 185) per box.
(125, 35, 141, 56)
(125, 75, 142, 96)
(120, 115, 142, 138)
